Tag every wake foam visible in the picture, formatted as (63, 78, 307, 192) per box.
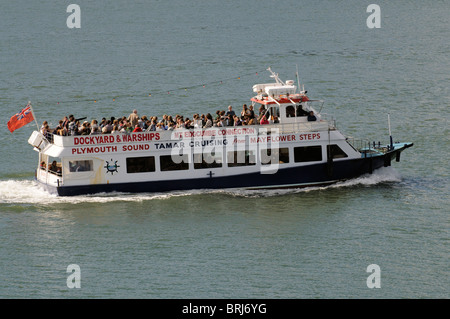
(223, 167, 403, 197)
(0, 179, 189, 205)
(0, 167, 402, 204)
(330, 166, 402, 188)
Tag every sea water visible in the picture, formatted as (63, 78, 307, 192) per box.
(0, 0, 448, 298)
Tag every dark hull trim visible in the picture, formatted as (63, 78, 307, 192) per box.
(36, 146, 411, 196)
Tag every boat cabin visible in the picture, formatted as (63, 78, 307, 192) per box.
(251, 78, 323, 125)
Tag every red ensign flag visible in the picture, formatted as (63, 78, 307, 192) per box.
(7, 105, 34, 133)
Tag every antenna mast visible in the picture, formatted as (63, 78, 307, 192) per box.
(296, 64, 301, 93)
(267, 67, 285, 85)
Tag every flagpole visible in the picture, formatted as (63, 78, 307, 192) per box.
(28, 101, 40, 131)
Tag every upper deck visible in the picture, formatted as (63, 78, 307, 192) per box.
(36, 119, 335, 149)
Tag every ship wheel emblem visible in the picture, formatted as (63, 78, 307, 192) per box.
(104, 159, 120, 175)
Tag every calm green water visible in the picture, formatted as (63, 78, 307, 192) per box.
(0, 0, 448, 298)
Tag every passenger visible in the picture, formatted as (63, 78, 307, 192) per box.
(75, 163, 84, 172)
(118, 123, 125, 134)
(307, 111, 317, 122)
(176, 117, 185, 129)
(297, 105, 309, 116)
(133, 124, 142, 132)
(128, 109, 139, 127)
(55, 120, 66, 136)
(79, 121, 90, 135)
(162, 114, 168, 126)
(49, 161, 58, 173)
(226, 105, 235, 118)
(203, 113, 213, 128)
(167, 122, 175, 131)
(147, 119, 157, 131)
(248, 105, 256, 120)
(140, 116, 148, 130)
(74, 121, 82, 135)
(118, 119, 126, 131)
(216, 116, 225, 127)
(240, 104, 250, 120)
(225, 105, 236, 118)
(233, 115, 242, 126)
(68, 118, 78, 136)
(226, 114, 234, 126)
(137, 119, 145, 130)
(260, 115, 269, 125)
(99, 118, 107, 129)
(42, 124, 52, 138)
(60, 125, 68, 136)
(184, 118, 192, 129)
(144, 119, 152, 130)
(103, 120, 113, 133)
(257, 105, 266, 123)
(41, 161, 46, 170)
(193, 114, 202, 128)
(158, 120, 167, 130)
(111, 122, 120, 134)
(91, 126, 101, 135)
(272, 116, 280, 124)
(90, 119, 99, 133)
(215, 110, 221, 122)
(155, 123, 164, 131)
(200, 114, 206, 127)
(248, 118, 256, 125)
(40, 121, 48, 134)
(67, 115, 74, 129)
(62, 116, 70, 130)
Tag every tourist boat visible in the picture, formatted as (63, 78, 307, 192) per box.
(28, 68, 413, 196)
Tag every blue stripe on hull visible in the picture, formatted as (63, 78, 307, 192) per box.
(43, 154, 391, 196)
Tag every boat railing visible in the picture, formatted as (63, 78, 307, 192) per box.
(346, 136, 391, 157)
(269, 119, 334, 134)
(318, 113, 337, 129)
(345, 136, 370, 150)
(46, 117, 338, 147)
(346, 135, 393, 150)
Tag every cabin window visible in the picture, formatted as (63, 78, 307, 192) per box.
(261, 148, 290, 165)
(47, 157, 62, 176)
(286, 105, 295, 118)
(227, 150, 256, 167)
(193, 152, 222, 169)
(294, 146, 322, 162)
(327, 144, 348, 159)
(126, 156, 155, 173)
(160, 154, 189, 171)
(69, 160, 93, 172)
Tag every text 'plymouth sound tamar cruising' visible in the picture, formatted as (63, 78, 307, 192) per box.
(27, 68, 413, 196)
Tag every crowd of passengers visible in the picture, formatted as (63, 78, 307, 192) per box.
(41, 104, 316, 137)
